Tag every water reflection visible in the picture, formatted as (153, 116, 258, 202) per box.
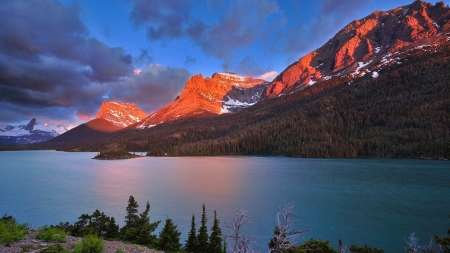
(1, 152, 449, 253)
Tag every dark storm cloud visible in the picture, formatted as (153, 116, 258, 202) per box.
(0, 0, 189, 125)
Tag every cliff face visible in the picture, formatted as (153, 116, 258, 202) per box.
(264, 0, 450, 98)
(136, 72, 268, 129)
(96, 101, 148, 127)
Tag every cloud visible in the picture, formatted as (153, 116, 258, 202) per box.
(108, 64, 191, 113)
(187, 0, 280, 60)
(281, 0, 374, 59)
(128, 0, 192, 40)
(184, 56, 197, 67)
(128, 0, 282, 66)
(258, 71, 278, 82)
(134, 47, 153, 67)
(236, 56, 270, 77)
(0, 0, 189, 126)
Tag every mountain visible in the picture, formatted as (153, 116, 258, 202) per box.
(63, 41, 449, 158)
(0, 118, 68, 144)
(135, 72, 268, 129)
(45, 118, 122, 147)
(96, 101, 148, 127)
(44, 101, 147, 147)
(15, 1, 450, 159)
(263, 0, 450, 98)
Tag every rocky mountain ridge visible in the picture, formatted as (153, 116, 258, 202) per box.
(135, 72, 268, 129)
(0, 118, 68, 144)
(263, 0, 450, 98)
(96, 101, 148, 128)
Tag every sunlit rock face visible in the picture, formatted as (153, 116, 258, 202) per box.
(263, 1, 450, 98)
(96, 101, 148, 128)
(135, 72, 269, 129)
(0, 118, 68, 144)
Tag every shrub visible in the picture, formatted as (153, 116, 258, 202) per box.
(42, 245, 70, 253)
(0, 217, 28, 246)
(20, 245, 30, 253)
(73, 234, 105, 253)
(115, 248, 124, 253)
(36, 225, 68, 242)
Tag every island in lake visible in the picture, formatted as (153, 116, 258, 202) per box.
(93, 150, 143, 160)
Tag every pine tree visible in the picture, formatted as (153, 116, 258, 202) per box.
(197, 204, 209, 253)
(121, 197, 160, 246)
(105, 216, 120, 240)
(184, 214, 198, 253)
(123, 195, 139, 229)
(157, 218, 181, 253)
(209, 210, 223, 253)
(133, 201, 160, 246)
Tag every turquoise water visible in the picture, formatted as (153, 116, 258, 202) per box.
(0, 151, 449, 252)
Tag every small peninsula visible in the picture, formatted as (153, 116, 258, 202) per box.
(93, 150, 143, 160)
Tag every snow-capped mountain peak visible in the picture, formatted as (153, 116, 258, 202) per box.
(263, 0, 450, 98)
(0, 118, 69, 144)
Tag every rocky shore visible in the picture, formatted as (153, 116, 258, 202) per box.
(0, 230, 162, 253)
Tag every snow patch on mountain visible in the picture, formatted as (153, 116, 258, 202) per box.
(0, 119, 69, 144)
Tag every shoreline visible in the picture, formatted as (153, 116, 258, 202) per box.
(0, 230, 162, 253)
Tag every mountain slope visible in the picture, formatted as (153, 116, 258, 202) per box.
(51, 42, 450, 159)
(0, 118, 68, 144)
(18, 1, 450, 159)
(263, 0, 450, 98)
(96, 101, 148, 127)
(136, 72, 268, 129)
(45, 118, 122, 146)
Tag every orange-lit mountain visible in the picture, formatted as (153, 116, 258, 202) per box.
(45, 101, 147, 145)
(135, 72, 268, 129)
(264, 0, 450, 98)
(96, 101, 148, 127)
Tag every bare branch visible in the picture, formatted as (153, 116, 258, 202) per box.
(405, 232, 419, 253)
(269, 203, 311, 253)
(224, 210, 260, 253)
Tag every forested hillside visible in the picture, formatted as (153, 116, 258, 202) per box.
(35, 42, 450, 159)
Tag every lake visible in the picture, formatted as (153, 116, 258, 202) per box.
(0, 151, 449, 252)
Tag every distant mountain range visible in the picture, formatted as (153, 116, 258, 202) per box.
(4, 0, 450, 159)
(0, 118, 68, 144)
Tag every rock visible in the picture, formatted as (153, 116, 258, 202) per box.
(96, 101, 148, 128)
(135, 72, 269, 129)
(263, 0, 450, 98)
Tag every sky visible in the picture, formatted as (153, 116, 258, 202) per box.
(0, 0, 424, 128)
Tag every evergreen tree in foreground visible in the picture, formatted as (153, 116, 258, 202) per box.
(157, 218, 181, 253)
(184, 214, 198, 253)
(197, 204, 209, 253)
(122, 195, 139, 231)
(209, 210, 224, 253)
(121, 196, 160, 246)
